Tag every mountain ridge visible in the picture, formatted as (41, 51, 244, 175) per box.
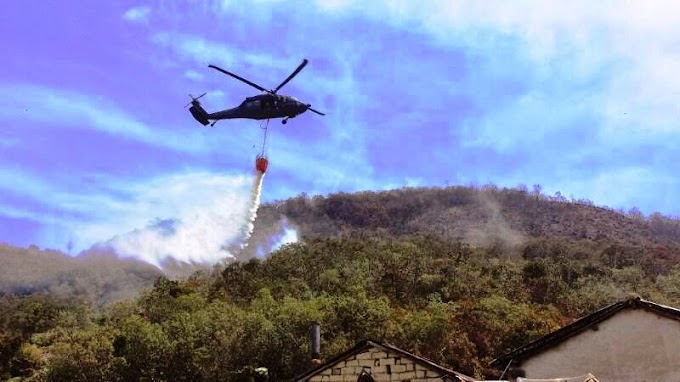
(250, 185, 680, 253)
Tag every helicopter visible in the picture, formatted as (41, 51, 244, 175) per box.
(186, 58, 325, 127)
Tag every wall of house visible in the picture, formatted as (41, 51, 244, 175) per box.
(518, 309, 680, 381)
(307, 347, 453, 382)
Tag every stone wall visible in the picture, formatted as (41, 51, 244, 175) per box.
(307, 347, 452, 382)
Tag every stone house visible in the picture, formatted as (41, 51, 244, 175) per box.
(491, 296, 680, 381)
(294, 340, 475, 382)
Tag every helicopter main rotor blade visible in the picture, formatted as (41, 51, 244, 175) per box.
(273, 59, 308, 94)
(308, 107, 325, 116)
(208, 64, 269, 93)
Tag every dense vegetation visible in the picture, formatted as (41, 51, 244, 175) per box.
(3, 185, 680, 381)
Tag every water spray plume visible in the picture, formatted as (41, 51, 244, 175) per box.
(98, 172, 254, 269)
(92, 155, 269, 269)
(241, 153, 268, 248)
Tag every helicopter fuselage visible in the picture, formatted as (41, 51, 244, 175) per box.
(189, 93, 311, 126)
(214, 94, 310, 120)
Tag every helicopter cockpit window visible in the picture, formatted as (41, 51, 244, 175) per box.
(243, 100, 260, 109)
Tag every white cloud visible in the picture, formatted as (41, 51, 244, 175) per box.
(0, 84, 220, 154)
(0, 167, 61, 202)
(151, 32, 291, 72)
(460, 88, 598, 152)
(184, 70, 205, 81)
(153, 1, 678, 136)
(0, 204, 62, 225)
(0, 167, 164, 230)
(207, 89, 225, 98)
(123, 6, 152, 23)
(312, 0, 680, 138)
(314, 0, 352, 13)
(170, 0, 676, 168)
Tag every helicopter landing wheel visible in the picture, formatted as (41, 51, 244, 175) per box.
(282, 118, 288, 125)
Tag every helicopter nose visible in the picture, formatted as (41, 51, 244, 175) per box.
(297, 101, 309, 112)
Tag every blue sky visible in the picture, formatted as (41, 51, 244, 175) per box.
(1, 1, 679, 264)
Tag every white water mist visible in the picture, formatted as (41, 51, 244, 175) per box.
(240, 170, 265, 248)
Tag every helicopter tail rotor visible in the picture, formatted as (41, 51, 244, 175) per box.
(184, 92, 207, 108)
(186, 93, 211, 126)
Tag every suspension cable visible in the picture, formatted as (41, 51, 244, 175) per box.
(259, 119, 270, 156)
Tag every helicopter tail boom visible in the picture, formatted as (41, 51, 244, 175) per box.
(189, 100, 210, 126)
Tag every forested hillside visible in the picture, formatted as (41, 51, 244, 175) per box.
(252, 184, 680, 250)
(3, 185, 680, 381)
